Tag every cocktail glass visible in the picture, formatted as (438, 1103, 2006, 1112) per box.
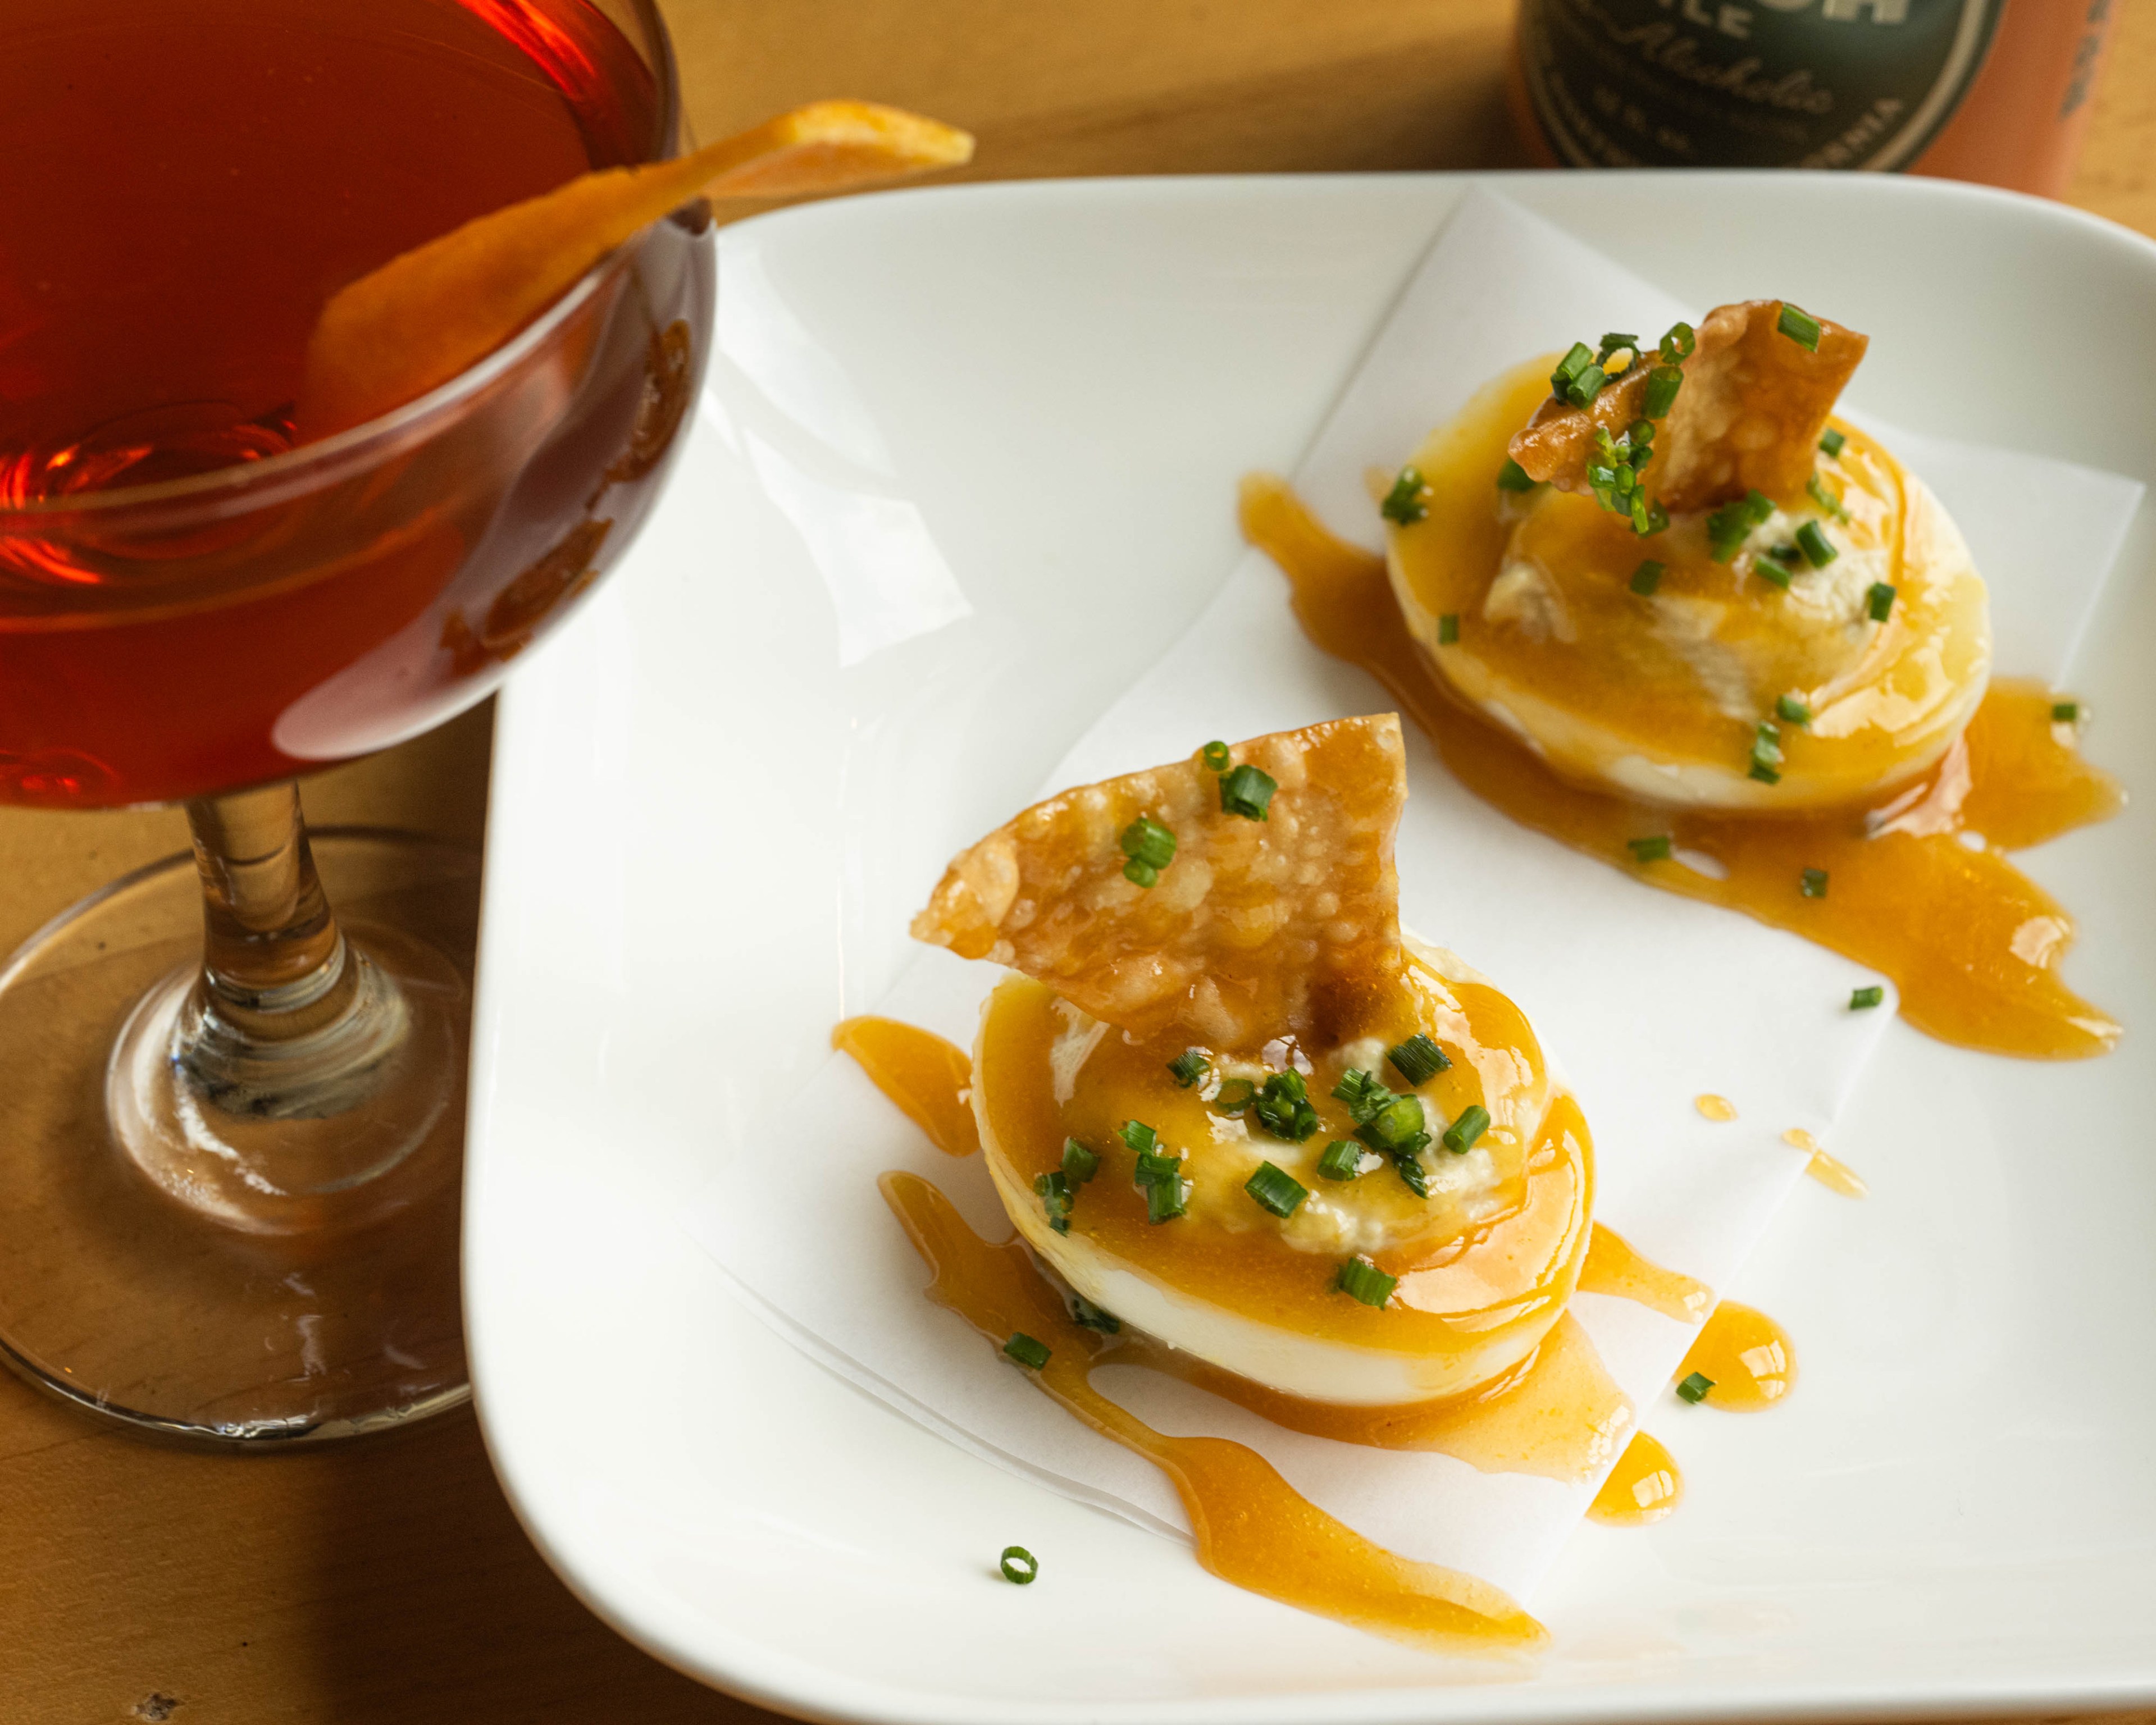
(0, 0, 712, 1444)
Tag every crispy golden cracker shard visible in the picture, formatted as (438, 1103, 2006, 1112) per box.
(1509, 300, 1868, 515)
(911, 715, 1407, 1050)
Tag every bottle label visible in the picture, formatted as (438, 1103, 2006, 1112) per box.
(1520, 0, 2004, 171)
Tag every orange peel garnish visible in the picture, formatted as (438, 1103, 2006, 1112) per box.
(298, 99, 973, 439)
(911, 715, 1409, 1051)
(1509, 300, 1867, 514)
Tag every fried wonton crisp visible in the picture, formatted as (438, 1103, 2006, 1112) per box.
(1510, 300, 1867, 514)
(911, 715, 1407, 1050)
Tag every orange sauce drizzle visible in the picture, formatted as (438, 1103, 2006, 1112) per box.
(1588, 1431, 1681, 1526)
(1784, 1127, 1867, 1198)
(1239, 477, 2123, 1060)
(1677, 1301, 1794, 1412)
(831, 1016, 979, 1157)
(880, 1170, 1544, 1653)
(1577, 1222, 1714, 1323)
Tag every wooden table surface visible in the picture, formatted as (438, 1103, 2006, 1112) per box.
(6, 2, 2156, 1719)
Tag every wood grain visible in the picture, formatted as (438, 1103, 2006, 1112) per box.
(4, 0, 2156, 1717)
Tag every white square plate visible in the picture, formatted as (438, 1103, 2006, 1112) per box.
(467, 172, 2156, 1723)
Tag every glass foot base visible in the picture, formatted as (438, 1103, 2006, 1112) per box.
(0, 830, 478, 1446)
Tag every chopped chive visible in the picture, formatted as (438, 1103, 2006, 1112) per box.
(1382, 466, 1431, 524)
(1598, 331, 1640, 362)
(1122, 859, 1159, 888)
(999, 1545, 1038, 1583)
(1070, 1295, 1121, 1334)
(1765, 542, 1804, 567)
(1708, 489, 1774, 562)
(1642, 363, 1683, 418)
(1331, 1067, 1394, 1124)
(1119, 815, 1177, 871)
(1676, 1371, 1714, 1404)
(1636, 496, 1670, 538)
(1437, 613, 1460, 645)
(1754, 556, 1793, 591)
(1387, 1033, 1451, 1088)
(1133, 1149, 1182, 1187)
(1254, 1070, 1319, 1143)
(1004, 1332, 1051, 1370)
(1818, 427, 1847, 458)
(1201, 739, 1231, 772)
(1318, 1138, 1365, 1181)
(1866, 581, 1897, 623)
(1337, 1257, 1398, 1309)
(1062, 1138, 1100, 1183)
(1749, 760, 1782, 785)
(1849, 985, 1885, 1010)
(1628, 417, 1656, 445)
(1245, 1161, 1309, 1219)
(1033, 1170, 1073, 1234)
(1659, 321, 1696, 363)
(1807, 471, 1849, 523)
(1219, 763, 1278, 821)
(1795, 519, 1838, 568)
(1551, 341, 1596, 393)
(1355, 1093, 1428, 1156)
(1629, 559, 1665, 596)
(1776, 694, 1812, 726)
(1561, 364, 1607, 409)
(1749, 720, 1784, 784)
(1119, 1119, 1159, 1155)
(2052, 700, 2081, 723)
(1496, 457, 1538, 493)
(1442, 1103, 1490, 1156)
(1627, 834, 1673, 862)
(1145, 1173, 1188, 1224)
(1167, 1049, 1210, 1088)
(1800, 867, 1829, 899)
(1213, 1077, 1256, 1115)
(1776, 302, 1822, 351)
(1391, 1146, 1431, 1198)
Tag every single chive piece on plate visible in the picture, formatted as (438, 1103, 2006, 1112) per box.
(1807, 471, 1849, 522)
(1850, 985, 1885, 1010)
(1146, 1174, 1188, 1224)
(1033, 1170, 1073, 1234)
(1166, 1048, 1210, 1088)
(1818, 427, 1846, 458)
(1496, 457, 1538, 493)
(1659, 321, 1696, 363)
(1867, 581, 1897, 623)
(1630, 558, 1665, 596)
(1634, 495, 1670, 538)
(1213, 1077, 1256, 1115)
(1381, 465, 1430, 524)
(1119, 814, 1176, 873)
(1800, 867, 1829, 899)
(1438, 613, 1460, 645)
(1254, 1071, 1320, 1143)
(1133, 1149, 1182, 1186)
(1597, 331, 1639, 362)
(1776, 302, 1822, 350)
(1754, 555, 1793, 591)
(1119, 1119, 1159, 1155)
(1707, 488, 1774, 561)
(1795, 519, 1838, 568)
(1551, 341, 1596, 394)
(1776, 694, 1812, 725)
(1749, 720, 1784, 786)
(1331, 1067, 1394, 1124)
(1318, 1139, 1365, 1181)
(1219, 763, 1278, 821)
(1442, 1103, 1491, 1156)
(1337, 1256, 1398, 1309)
(1387, 1033, 1451, 1087)
(1070, 1295, 1121, 1334)
(1000, 1545, 1039, 1584)
(2052, 700, 2081, 724)
(1642, 363, 1683, 418)
(1122, 860, 1159, 888)
(1391, 1146, 1433, 1198)
(1627, 834, 1672, 863)
(1061, 1138, 1100, 1183)
(1245, 1161, 1309, 1219)
(1355, 1093, 1427, 1155)
(1676, 1371, 1715, 1404)
(1004, 1332, 1051, 1370)
(1201, 739, 1231, 772)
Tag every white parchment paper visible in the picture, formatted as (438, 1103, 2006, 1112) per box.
(685, 189, 2141, 1605)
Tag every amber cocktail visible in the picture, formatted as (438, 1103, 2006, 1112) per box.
(0, 0, 712, 1441)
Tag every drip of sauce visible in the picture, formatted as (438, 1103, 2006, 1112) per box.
(831, 1016, 979, 1157)
(1588, 1431, 1681, 1526)
(1240, 477, 2123, 1060)
(1784, 1127, 1867, 1198)
(1577, 1222, 1714, 1322)
(1677, 1302, 1794, 1411)
(1695, 1094, 1738, 1121)
(880, 1170, 1544, 1653)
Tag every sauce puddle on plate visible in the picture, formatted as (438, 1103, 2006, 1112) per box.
(1240, 476, 2122, 1060)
